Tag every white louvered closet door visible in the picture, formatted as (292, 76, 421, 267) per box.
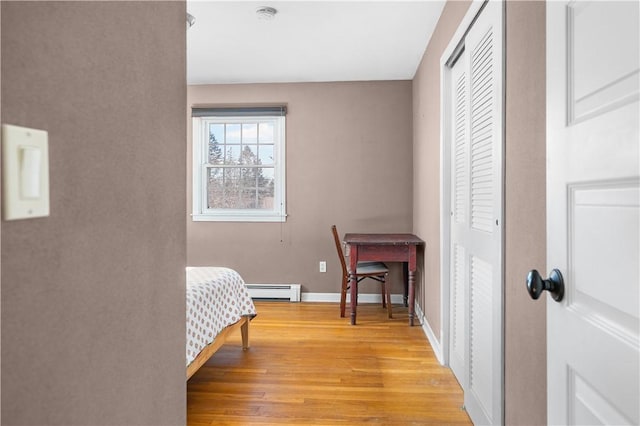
(449, 45, 468, 388)
(448, 1, 503, 424)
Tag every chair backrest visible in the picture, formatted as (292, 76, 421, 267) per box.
(331, 225, 349, 278)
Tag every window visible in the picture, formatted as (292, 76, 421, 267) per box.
(192, 107, 286, 222)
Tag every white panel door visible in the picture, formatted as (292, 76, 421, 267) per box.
(448, 1, 503, 424)
(546, 1, 639, 424)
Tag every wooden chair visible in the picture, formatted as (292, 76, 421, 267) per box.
(331, 225, 392, 319)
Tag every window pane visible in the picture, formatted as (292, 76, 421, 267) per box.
(224, 145, 241, 164)
(223, 168, 242, 209)
(226, 124, 241, 143)
(240, 145, 258, 165)
(258, 168, 275, 209)
(259, 122, 274, 142)
(242, 123, 257, 143)
(258, 144, 274, 165)
(259, 191, 275, 209)
(241, 167, 257, 189)
(208, 124, 224, 164)
(260, 167, 275, 182)
(206, 167, 223, 208)
(240, 189, 258, 209)
(258, 168, 275, 196)
(209, 124, 224, 143)
(240, 167, 257, 208)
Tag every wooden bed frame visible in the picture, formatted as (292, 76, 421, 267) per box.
(186, 316, 250, 380)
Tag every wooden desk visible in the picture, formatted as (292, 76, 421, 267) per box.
(344, 233, 425, 326)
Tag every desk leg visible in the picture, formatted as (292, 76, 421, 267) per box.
(349, 274, 357, 325)
(408, 270, 416, 326)
(403, 262, 409, 307)
(349, 246, 359, 325)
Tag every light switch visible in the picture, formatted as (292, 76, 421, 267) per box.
(2, 124, 50, 220)
(20, 146, 42, 199)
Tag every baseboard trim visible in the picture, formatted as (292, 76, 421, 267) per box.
(414, 302, 444, 365)
(301, 292, 405, 304)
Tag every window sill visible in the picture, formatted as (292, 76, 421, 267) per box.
(192, 213, 287, 223)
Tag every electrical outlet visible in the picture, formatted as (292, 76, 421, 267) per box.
(319, 261, 327, 273)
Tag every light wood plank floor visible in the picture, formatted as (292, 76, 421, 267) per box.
(187, 302, 471, 425)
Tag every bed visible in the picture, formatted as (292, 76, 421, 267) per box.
(186, 267, 256, 379)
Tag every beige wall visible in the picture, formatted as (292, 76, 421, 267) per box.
(0, 2, 3, 415)
(504, 1, 547, 424)
(1, 2, 186, 425)
(187, 82, 413, 295)
(412, 0, 472, 344)
(412, 1, 547, 424)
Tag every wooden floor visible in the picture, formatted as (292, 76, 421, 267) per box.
(187, 302, 471, 425)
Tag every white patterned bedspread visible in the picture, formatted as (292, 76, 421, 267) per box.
(186, 267, 256, 366)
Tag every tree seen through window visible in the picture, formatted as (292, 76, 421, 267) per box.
(206, 124, 275, 209)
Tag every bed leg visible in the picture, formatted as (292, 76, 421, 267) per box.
(241, 317, 250, 351)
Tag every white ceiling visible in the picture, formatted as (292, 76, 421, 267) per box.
(186, 1, 446, 85)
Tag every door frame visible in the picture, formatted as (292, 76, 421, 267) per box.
(438, 0, 505, 421)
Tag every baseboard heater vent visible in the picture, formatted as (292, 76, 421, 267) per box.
(245, 284, 301, 302)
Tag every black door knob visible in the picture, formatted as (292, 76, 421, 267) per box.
(527, 269, 564, 302)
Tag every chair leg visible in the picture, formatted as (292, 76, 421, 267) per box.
(380, 283, 386, 308)
(340, 275, 348, 318)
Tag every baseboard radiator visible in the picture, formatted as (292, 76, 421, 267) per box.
(245, 284, 301, 302)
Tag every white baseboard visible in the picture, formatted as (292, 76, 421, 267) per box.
(414, 302, 444, 365)
(301, 292, 405, 304)
(300, 292, 339, 303)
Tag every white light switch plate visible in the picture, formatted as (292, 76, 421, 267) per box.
(2, 124, 50, 220)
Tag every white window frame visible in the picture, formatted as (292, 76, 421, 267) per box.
(192, 115, 286, 222)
